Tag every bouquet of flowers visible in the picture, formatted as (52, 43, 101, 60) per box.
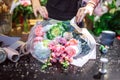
(27, 21, 90, 70)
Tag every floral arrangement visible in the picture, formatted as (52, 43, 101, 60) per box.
(88, 0, 120, 36)
(47, 37, 79, 69)
(31, 21, 90, 70)
(12, 0, 33, 32)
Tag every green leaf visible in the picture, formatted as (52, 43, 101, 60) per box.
(87, 14, 95, 22)
(41, 64, 48, 70)
(40, 0, 47, 6)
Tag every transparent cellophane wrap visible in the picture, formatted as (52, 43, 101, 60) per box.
(26, 18, 96, 67)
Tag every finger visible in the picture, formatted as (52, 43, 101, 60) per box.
(76, 8, 87, 23)
(39, 7, 48, 19)
(79, 9, 87, 22)
(76, 9, 80, 23)
(33, 9, 38, 17)
(42, 7, 48, 19)
(38, 7, 45, 18)
(76, 8, 84, 23)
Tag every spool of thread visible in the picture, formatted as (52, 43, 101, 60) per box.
(0, 48, 7, 63)
(99, 57, 108, 74)
(100, 30, 116, 46)
(99, 45, 108, 54)
(3, 47, 20, 62)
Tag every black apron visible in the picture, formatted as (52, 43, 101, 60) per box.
(46, 0, 82, 20)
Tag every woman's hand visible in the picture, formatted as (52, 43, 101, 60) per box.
(33, 6, 48, 19)
(76, 0, 99, 23)
(32, 0, 48, 19)
(76, 5, 94, 23)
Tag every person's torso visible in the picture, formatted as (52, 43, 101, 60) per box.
(46, 0, 81, 20)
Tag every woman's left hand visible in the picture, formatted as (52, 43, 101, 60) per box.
(76, 5, 94, 23)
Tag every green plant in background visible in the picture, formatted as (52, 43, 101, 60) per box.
(12, 4, 33, 22)
(12, 2, 33, 32)
(40, 0, 47, 6)
(88, 0, 120, 36)
(12, 0, 47, 32)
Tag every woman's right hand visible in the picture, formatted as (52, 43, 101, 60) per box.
(32, 0, 48, 19)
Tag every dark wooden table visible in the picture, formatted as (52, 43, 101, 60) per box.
(0, 38, 120, 80)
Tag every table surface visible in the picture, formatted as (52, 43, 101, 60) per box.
(0, 38, 120, 80)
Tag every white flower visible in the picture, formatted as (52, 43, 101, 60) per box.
(101, 5, 108, 14)
(94, 16, 100, 22)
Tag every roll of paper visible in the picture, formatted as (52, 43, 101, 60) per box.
(3, 47, 20, 62)
(0, 48, 7, 63)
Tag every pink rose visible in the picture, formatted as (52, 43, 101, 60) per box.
(33, 36, 43, 43)
(50, 45, 65, 54)
(61, 53, 67, 58)
(50, 57, 57, 63)
(59, 58, 64, 63)
(66, 39, 78, 46)
(20, 0, 31, 6)
(65, 46, 76, 57)
(56, 37, 67, 45)
(51, 52, 56, 58)
(35, 25, 44, 36)
(68, 58, 73, 62)
(64, 56, 69, 61)
(48, 40, 58, 49)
